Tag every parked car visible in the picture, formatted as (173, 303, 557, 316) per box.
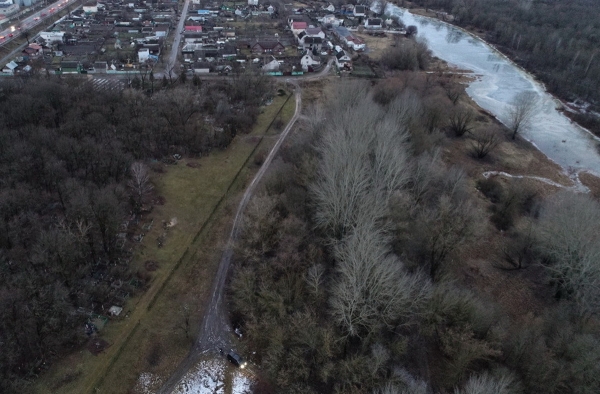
(226, 350, 247, 369)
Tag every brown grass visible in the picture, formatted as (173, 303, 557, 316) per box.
(579, 172, 600, 199)
(32, 89, 296, 394)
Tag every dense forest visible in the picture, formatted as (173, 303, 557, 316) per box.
(230, 77, 600, 392)
(0, 74, 268, 393)
(408, 0, 600, 122)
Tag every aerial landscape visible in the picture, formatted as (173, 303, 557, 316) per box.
(0, 0, 599, 393)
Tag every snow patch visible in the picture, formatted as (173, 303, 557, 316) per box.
(135, 372, 162, 394)
(174, 359, 225, 394)
(232, 373, 252, 394)
(170, 358, 254, 394)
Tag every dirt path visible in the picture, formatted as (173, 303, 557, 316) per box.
(156, 81, 302, 393)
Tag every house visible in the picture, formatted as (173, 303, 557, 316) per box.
(248, 0, 258, 5)
(153, 25, 169, 37)
(300, 51, 321, 72)
(291, 21, 308, 36)
(215, 64, 233, 74)
(364, 18, 383, 30)
(23, 43, 43, 58)
(183, 32, 205, 43)
(219, 45, 237, 59)
(138, 48, 150, 62)
(321, 14, 343, 27)
(2, 60, 18, 74)
(83, 3, 98, 13)
(346, 36, 365, 51)
(40, 31, 65, 43)
(353, 5, 366, 17)
(94, 61, 108, 72)
(193, 61, 212, 73)
(251, 41, 285, 54)
(335, 49, 351, 70)
(305, 27, 325, 39)
(323, 3, 335, 12)
(262, 57, 280, 72)
(184, 25, 203, 32)
(303, 36, 323, 52)
(60, 61, 81, 74)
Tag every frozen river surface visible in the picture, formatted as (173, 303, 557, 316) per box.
(389, 6, 600, 176)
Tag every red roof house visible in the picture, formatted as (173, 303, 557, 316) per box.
(184, 26, 203, 32)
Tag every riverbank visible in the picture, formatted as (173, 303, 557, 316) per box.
(402, 3, 600, 138)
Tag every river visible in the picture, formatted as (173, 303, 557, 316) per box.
(387, 6, 600, 177)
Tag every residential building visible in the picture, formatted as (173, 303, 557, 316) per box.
(251, 41, 285, 54)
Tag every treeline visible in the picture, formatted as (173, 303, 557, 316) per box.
(410, 0, 600, 110)
(230, 80, 600, 393)
(0, 74, 269, 393)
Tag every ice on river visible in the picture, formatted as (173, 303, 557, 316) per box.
(387, 5, 600, 177)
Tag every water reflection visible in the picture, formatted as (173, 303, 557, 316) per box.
(446, 29, 463, 44)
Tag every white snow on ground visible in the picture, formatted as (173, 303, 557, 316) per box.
(134, 372, 163, 394)
(231, 373, 253, 394)
(136, 358, 255, 393)
(174, 359, 226, 394)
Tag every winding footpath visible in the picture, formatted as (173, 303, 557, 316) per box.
(156, 80, 303, 393)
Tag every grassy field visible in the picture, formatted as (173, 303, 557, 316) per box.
(32, 89, 296, 394)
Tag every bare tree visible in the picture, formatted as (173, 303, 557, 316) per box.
(414, 195, 480, 280)
(469, 128, 501, 159)
(311, 84, 413, 239)
(507, 91, 538, 140)
(448, 109, 474, 137)
(536, 191, 600, 318)
(454, 370, 520, 394)
(128, 162, 153, 209)
(329, 220, 431, 338)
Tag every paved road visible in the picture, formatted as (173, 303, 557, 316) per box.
(164, 0, 191, 74)
(0, 0, 76, 46)
(156, 79, 304, 394)
(0, 0, 81, 66)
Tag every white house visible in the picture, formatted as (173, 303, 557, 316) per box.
(335, 49, 351, 69)
(346, 36, 365, 51)
(305, 27, 325, 39)
(321, 14, 343, 27)
(248, 0, 258, 5)
(138, 48, 150, 63)
(262, 57, 280, 72)
(323, 3, 335, 12)
(364, 18, 383, 30)
(3, 60, 17, 74)
(300, 51, 321, 72)
(40, 31, 65, 43)
(83, 4, 98, 13)
(353, 5, 366, 17)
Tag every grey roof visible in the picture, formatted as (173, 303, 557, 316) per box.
(304, 36, 322, 44)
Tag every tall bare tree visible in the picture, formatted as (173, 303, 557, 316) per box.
(507, 91, 538, 140)
(454, 370, 519, 394)
(329, 220, 431, 338)
(536, 191, 600, 318)
(128, 162, 153, 209)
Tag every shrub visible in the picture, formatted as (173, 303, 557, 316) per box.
(477, 177, 504, 203)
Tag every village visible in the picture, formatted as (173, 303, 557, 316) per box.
(2, 0, 409, 77)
